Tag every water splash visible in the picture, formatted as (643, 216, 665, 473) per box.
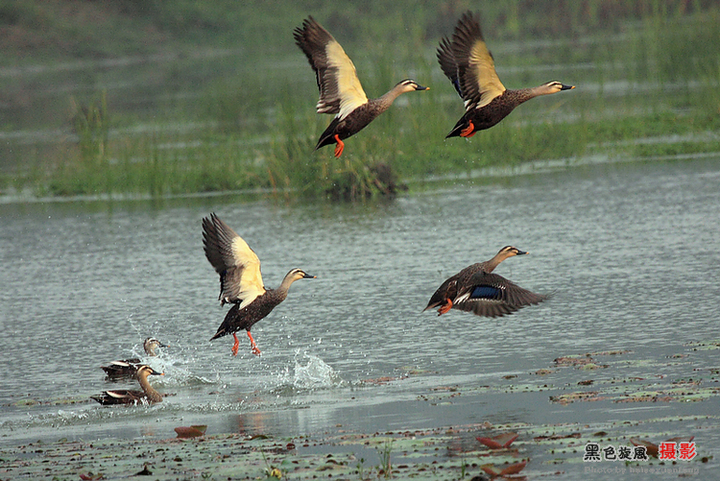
(273, 352, 343, 394)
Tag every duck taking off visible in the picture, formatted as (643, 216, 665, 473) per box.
(437, 11, 574, 139)
(294, 16, 428, 157)
(424, 246, 548, 317)
(91, 365, 164, 405)
(100, 337, 168, 380)
(202, 213, 315, 356)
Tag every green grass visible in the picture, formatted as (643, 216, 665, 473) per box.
(1, 1, 719, 200)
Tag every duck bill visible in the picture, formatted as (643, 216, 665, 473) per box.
(303, 273, 317, 279)
(560, 84, 575, 90)
(515, 250, 528, 256)
(415, 85, 429, 91)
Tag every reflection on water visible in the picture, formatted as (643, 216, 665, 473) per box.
(1, 158, 719, 451)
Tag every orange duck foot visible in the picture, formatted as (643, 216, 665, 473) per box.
(231, 332, 240, 356)
(460, 121, 476, 138)
(247, 331, 262, 356)
(437, 299, 453, 316)
(333, 135, 345, 157)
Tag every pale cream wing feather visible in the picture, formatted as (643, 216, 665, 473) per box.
(228, 235, 265, 309)
(468, 40, 506, 109)
(294, 17, 368, 120)
(325, 41, 369, 120)
(202, 213, 266, 308)
(450, 12, 506, 110)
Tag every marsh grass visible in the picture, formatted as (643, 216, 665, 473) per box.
(376, 438, 394, 478)
(3, 2, 720, 199)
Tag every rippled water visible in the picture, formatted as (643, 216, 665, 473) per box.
(1, 159, 719, 464)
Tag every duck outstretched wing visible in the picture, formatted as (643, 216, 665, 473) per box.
(453, 272, 547, 317)
(446, 11, 506, 110)
(202, 213, 265, 308)
(294, 16, 368, 120)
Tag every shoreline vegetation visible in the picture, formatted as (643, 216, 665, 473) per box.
(1, 1, 719, 201)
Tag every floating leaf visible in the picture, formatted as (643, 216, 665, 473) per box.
(481, 460, 527, 477)
(630, 438, 658, 457)
(500, 460, 527, 475)
(476, 432, 518, 449)
(174, 426, 206, 438)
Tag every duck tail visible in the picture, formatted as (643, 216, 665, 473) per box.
(210, 303, 241, 341)
(209, 329, 226, 341)
(315, 118, 341, 151)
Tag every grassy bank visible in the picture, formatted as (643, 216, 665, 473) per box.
(1, 1, 719, 200)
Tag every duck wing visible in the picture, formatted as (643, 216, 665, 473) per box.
(449, 11, 506, 110)
(294, 16, 369, 120)
(91, 389, 144, 405)
(101, 358, 141, 378)
(437, 37, 463, 98)
(452, 272, 546, 317)
(202, 213, 265, 308)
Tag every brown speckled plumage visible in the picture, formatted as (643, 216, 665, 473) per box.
(209, 274, 299, 341)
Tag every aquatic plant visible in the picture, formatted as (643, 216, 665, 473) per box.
(376, 438, 394, 478)
(3, 1, 720, 199)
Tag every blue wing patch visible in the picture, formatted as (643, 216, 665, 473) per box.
(470, 285, 502, 300)
(452, 78, 463, 98)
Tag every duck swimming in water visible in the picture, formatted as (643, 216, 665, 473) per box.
(424, 246, 548, 317)
(91, 365, 164, 405)
(100, 337, 168, 380)
(438, 11, 574, 139)
(294, 16, 428, 157)
(202, 213, 315, 356)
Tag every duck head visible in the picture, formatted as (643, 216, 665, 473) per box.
(395, 79, 429, 92)
(136, 365, 164, 379)
(143, 337, 168, 356)
(540, 81, 575, 94)
(497, 246, 528, 258)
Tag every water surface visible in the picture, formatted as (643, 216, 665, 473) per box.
(1, 158, 719, 478)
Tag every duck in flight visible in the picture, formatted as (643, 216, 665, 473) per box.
(294, 16, 428, 157)
(438, 11, 574, 139)
(424, 246, 548, 317)
(202, 213, 315, 356)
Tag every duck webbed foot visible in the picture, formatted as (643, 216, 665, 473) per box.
(247, 331, 262, 356)
(333, 135, 345, 157)
(460, 121, 476, 138)
(437, 298, 453, 316)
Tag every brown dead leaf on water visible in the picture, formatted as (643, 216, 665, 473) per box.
(174, 425, 207, 438)
(481, 460, 527, 477)
(476, 432, 518, 449)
